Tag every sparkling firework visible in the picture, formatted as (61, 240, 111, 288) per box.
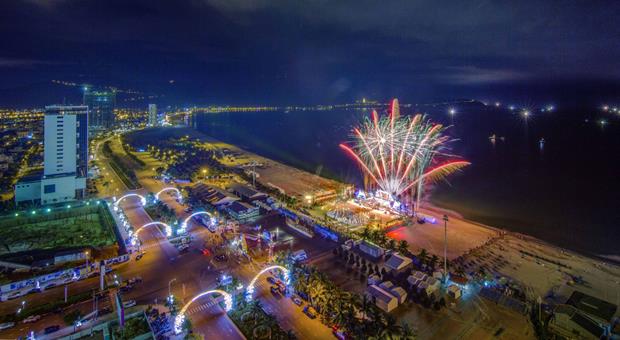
(340, 99, 469, 203)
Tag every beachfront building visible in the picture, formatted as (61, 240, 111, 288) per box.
(226, 201, 260, 223)
(189, 183, 239, 208)
(15, 105, 88, 205)
(230, 183, 267, 201)
(565, 291, 617, 325)
(548, 304, 606, 340)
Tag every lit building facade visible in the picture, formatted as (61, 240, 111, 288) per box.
(84, 88, 115, 128)
(148, 104, 158, 126)
(15, 105, 88, 205)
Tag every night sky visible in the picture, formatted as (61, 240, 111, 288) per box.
(1, 0, 619, 106)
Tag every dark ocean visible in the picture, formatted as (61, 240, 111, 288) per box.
(193, 103, 620, 259)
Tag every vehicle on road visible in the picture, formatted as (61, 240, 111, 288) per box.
(266, 276, 277, 284)
(333, 329, 349, 340)
(135, 253, 144, 261)
(44, 325, 60, 334)
(22, 315, 41, 323)
(270, 286, 281, 297)
(215, 254, 227, 262)
(6, 290, 24, 300)
(0, 322, 15, 330)
(123, 300, 137, 308)
(291, 295, 303, 306)
(303, 306, 317, 319)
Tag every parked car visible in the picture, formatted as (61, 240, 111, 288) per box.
(0, 322, 15, 330)
(22, 315, 41, 324)
(6, 291, 23, 300)
(270, 286, 281, 297)
(291, 295, 303, 306)
(99, 307, 112, 315)
(303, 306, 317, 319)
(44, 325, 60, 334)
(123, 300, 137, 308)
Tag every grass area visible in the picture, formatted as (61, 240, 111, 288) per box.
(102, 140, 141, 190)
(111, 314, 151, 340)
(0, 205, 117, 256)
(229, 298, 294, 340)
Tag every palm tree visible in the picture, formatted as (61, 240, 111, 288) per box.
(401, 321, 416, 339)
(387, 239, 396, 250)
(418, 248, 429, 266)
(397, 240, 409, 255)
(429, 254, 439, 271)
(379, 315, 403, 339)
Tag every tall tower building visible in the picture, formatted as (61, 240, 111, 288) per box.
(15, 105, 89, 205)
(148, 104, 158, 126)
(83, 87, 116, 128)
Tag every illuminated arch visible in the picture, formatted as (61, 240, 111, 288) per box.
(114, 193, 146, 208)
(154, 187, 182, 201)
(181, 211, 216, 231)
(135, 221, 172, 238)
(246, 265, 289, 298)
(174, 289, 232, 334)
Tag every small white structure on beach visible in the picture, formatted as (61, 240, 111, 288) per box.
(367, 274, 381, 286)
(390, 286, 408, 304)
(384, 253, 413, 273)
(448, 285, 462, 300)
(367, 285, 398, 312)
(379, 281, 394, 291)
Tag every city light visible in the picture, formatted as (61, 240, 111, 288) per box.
(175, 289, 233, 334)
(114, 193, 147, 208)
(154, 187, 182, 202)
(246, 265, 290, 301)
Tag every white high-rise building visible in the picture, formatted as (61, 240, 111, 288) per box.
(15, 105, 89, 205)
(148, 104, 158, 126)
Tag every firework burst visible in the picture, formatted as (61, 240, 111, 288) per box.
(340, 99, 469, 206)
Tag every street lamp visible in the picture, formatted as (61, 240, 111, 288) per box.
(168, 278, 177, 301)
(443, 214, 449, 284)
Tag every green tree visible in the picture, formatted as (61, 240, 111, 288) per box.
(397, 240, 409, 255)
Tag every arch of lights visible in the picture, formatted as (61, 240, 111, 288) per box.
(154, 187, 182, 202)
(246, 265, 289, 300)
(134, 221, 172, 239)
(174, 289, 233, 334)
(180, 211, 216, 233)
(114, 193, 146, 209)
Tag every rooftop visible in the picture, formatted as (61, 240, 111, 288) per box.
(384, 253, 413, 271)
(367, 285, 397, 303)
(566, 291, 617, 322)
